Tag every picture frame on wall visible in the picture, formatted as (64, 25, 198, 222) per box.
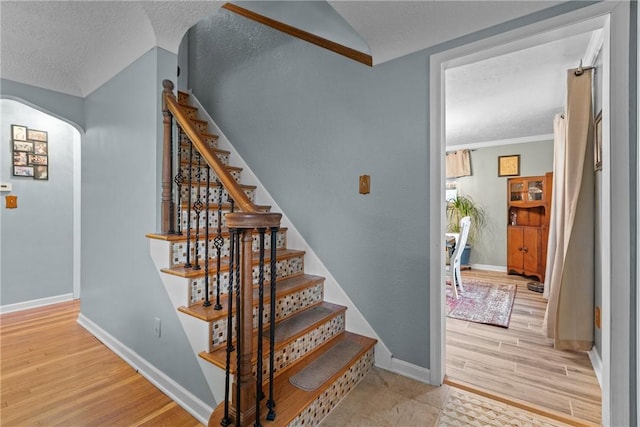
(14, 166, 34, 177)
(11, 124, 49, 179)
(594, 110, 603, 171)
(498, 154, 520, 177)
(12, 125, 27, 141)
(27, 128, 47, 142)
(34, 166, 48, 180)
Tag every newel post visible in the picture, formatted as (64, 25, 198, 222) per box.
(161, 79, 175, 234)
(226, 212, 282, 426)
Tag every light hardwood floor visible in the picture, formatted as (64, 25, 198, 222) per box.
(0, 300, 202, 426)
(445, 270, 602, 425)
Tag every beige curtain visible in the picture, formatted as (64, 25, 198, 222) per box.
(446, 150, 471, 178)
(543, 115, 565, 299)
(543, 69, 595, 351)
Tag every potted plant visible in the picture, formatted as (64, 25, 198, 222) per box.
(446, 195, 487, 266)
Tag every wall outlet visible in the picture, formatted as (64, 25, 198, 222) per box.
(154, 317, 161, 338)
(0, 183, 11, 192)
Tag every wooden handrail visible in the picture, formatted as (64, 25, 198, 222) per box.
(163, 89, 259, 214)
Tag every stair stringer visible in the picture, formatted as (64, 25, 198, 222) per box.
(187, 91, 393, 370)
(149, 238, 227, 405)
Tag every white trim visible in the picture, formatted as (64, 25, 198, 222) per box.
(584, 28, 605, 67)
(446, 134, 554, 152)
(589, 347, 604, 388)
(77, 313, 213, 424)
(187, 92, 393, 370)
(469, 264, 507, 273)
(389, 357, 431, 384)
(429, 3, 615, 424)
(73, 130, 81, 299)
(0, 293, 74, 314)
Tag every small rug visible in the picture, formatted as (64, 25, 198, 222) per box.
(289, 340, 362, 391)
(439, 388, 571, 426)
(446, 278, 516, 328)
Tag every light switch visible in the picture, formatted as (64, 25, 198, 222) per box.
(0, 183, 11, 192)
(6, 195, 17, 209)
(359, 175, 370, 194)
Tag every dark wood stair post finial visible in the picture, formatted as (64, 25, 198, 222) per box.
(161, 79, 175, 234)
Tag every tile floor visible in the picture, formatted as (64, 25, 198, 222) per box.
(320, 367, 575, 427)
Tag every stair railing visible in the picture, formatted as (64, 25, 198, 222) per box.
(161, 80, 282, 426)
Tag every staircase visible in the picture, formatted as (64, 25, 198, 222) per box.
(147, 81, 376, 426)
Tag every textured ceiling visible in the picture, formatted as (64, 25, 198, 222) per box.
(0, 1, 219, 97)
(446, 30, 597, 147)
(0, 1, 596, 145)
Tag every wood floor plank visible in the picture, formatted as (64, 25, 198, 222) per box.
(446, 270, 601, 425)
(0, 300, 202, 426)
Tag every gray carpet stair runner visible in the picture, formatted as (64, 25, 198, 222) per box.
(266, 304, 336, 343)
(289, 339, 363, 391)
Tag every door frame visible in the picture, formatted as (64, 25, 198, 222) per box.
(428, 2, 621, 425)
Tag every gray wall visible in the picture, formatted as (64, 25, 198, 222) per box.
(0, 79, 85, 131)
(447, 141, 554, 267)
(190, 11, 430, 366)
(81, 47, 213, 405)
(187, 5, 605, 369)
(0, 100, 75, 305)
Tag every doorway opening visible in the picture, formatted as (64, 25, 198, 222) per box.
(429, 5, 615, 426)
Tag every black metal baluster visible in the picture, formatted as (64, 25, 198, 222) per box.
(255, 228, 266, 427)
(213, 181, 224, 310)
(234, 231, 242, 427)
(184, 137, 193, 268)
(203, 165, 211, 307)
(266, 226, 278, 421)
(192, 152, 203, 271)
(221, 229, 237, 427)
(173, 169, 185, 235)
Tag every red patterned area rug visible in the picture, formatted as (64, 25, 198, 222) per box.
(446, 279, 517, 328)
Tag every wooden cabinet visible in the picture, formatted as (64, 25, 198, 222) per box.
(506, 173, 552, 282)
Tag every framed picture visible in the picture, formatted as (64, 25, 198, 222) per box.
(13, 140, 34, 152)
(34, 141, 48, 155)
(594, 110, 602, 171)
(27, 129, 47, 142)
(28, 154, 48, 166)
(34, 166, 48, 180)
(498, 155, 520, 177)
(13, 151, 28, 166)
(12, 125, 27, 141)
(14, 166, 34, 177)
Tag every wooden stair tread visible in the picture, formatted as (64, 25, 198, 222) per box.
(180, 163, 241, 172)
(198, 302, 346, 370)
(189, 117, 208, 125)
(179, 145, 230, 156)
(146, 227, 286, 242)
(179, 181, 256, 190)
(179, 102, 197, 111)
(178, 274, 324, 321)
(207, 332, 376, 427)
(160, 248, 304, 278)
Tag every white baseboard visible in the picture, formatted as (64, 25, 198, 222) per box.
(0, 293, 74, 314)
(588, 347, 603, 388)
(387, 357, 431, 384)
(469, 264, 507, 272)
(77, 313, 214, 424)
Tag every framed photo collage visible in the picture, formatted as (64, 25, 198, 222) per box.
(11, 124, 48, 180)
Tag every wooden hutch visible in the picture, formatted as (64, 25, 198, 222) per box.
(506, 172, 553, 282)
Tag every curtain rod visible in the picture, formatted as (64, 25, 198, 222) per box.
(574, 59, 595, 76)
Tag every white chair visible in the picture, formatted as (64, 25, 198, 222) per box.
(448, 216, 471, 299)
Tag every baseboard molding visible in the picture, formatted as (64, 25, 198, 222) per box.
(0, 293, 74, 314)
(588, 347, 603, 388)
(388, 357, 431, 384)
(77, 313, 213, 424)
(469, 264, 507, 272)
